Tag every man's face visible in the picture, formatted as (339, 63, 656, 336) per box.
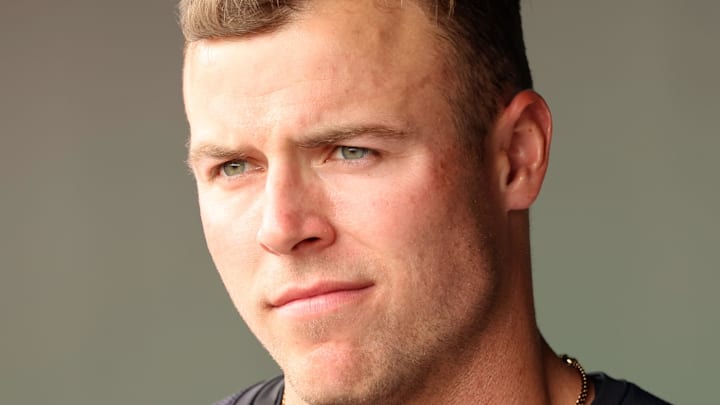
(184, 1, 505, 403)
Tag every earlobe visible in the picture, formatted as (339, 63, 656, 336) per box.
(495, 90, 553, 211)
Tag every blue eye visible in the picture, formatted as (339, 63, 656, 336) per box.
(338, 146, 371, 160)
(221, 160, 248, 177)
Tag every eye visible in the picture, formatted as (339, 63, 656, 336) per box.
(220, 160, 249, 177)
(335, 146, 372, 160)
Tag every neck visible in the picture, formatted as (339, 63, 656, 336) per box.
(398, 211, 590, 405)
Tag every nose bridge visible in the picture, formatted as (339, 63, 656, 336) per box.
(263, 161, 304, 229)
(257, 160, 334, 255)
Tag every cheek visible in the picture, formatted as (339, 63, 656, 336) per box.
(337, 152, 493, 271)
(198, 192, 262, 310)
(337, 158, 463, 245)
(199, 188, 260, 259)
(336, 175, 468, 305)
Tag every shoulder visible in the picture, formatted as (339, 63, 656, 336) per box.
(211, 376, 284, 405)
(590, 372, 671, 405)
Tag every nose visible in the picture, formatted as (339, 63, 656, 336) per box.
(256, 165, 336, 255)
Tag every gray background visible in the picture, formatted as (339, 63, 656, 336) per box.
(1, 1, 717, 403)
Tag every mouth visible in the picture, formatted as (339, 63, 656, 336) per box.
(270, 281, 375, 319)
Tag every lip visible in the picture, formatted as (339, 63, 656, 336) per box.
(269, 281, 374, 318)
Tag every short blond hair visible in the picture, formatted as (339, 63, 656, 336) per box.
(179, 0, 304, 41)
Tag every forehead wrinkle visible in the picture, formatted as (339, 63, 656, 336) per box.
(185, 0, 442, 109)
(231, 1, 437, 98)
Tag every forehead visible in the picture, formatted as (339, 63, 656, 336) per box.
(182, 0, 452, 145)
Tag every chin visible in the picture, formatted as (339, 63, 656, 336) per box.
(289, 377, 400, 405)
(284, 345, 404, 405)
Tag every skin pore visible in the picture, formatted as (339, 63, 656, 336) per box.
(183, 0, 593, 404)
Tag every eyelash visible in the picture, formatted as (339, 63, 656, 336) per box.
(210, 145, 379, 181)
(329, 145, 377, 162)
(212, 159, 259, 181)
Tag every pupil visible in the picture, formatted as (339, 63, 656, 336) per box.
(343, 147, 366, 159)
(223, 162, 244, 176)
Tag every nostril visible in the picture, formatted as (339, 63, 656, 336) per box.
(293, 236, 321, 250)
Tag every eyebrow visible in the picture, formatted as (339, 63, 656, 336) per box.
(186, 143, 246, 170)
(187, 124, 409, 168)
(296, 125, 408, 148)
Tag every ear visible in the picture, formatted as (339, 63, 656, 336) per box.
(489, 90, 553, 211)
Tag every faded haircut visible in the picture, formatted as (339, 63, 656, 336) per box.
(178, 0, 533, 157)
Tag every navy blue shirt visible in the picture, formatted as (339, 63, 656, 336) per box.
(213, 373, 670, 404)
